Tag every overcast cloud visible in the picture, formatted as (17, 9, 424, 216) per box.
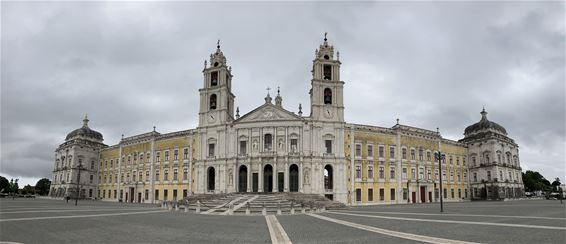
(1, 1, 564, 186)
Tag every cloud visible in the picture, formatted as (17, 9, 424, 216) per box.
(1, 1, 564, 185)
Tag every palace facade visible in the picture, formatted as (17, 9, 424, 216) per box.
(48, 37, 524, 205)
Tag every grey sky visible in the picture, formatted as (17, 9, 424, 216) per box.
(1, 1, 564, 186)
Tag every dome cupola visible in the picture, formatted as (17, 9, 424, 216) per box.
(464, 108, 507, 136)
(65, 114, 103, 142)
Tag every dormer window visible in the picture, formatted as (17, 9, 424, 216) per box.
(324, 55, 330, 60)
(211, 71, 218, 86)
(209, 94, 217, 110)
(323, 64, 332, 80)
(214, 62, 219, 67)
(324, 88, 332, 105)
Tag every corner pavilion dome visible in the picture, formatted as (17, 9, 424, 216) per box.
(464, 108, 507, 136)
(65, 115, 103, 141)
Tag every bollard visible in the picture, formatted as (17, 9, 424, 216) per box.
(168, 201, 173, 211)
(228, 202, 233, 215)
(262, 202, 267, 216)
(185, 203, 189, 213)
(321, 205, 326, 212)
(301, 203, 306, 214)
(196, 200, 201, 213)
(277, 201, 282, 215)
(245, 202, 250, 215)
(175, 202, 179, 211)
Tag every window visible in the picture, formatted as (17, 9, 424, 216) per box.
(209, 94, 217, 110)
(419, 168, 424, 180)
(368, 145, 374, 158)
(240, 141, 247, 155)
(464, 172, 467, 181)
(390, 167, 396, 179)
(355, 189, 361, 202)
(368, 189, 373, 202)
(89, 174, 93, 184)
(508, 172, 512, 181)
(402, 168, 407, 179)
(132, 172, 136, 182)
(458, 189, 462, 198)
(499, 171, 503, 180)
(174, 149, 178, 161)
(355, 165, 362, 179)
(379, 188, 385, 201)
(427, 151, 431, 161)
(145, 190, 149, 200)
(264, 134, 272, 151)
(444, 188, 448, 199)
(146, 171, 149, 182)
(355, 144, 361, 157)
(110, 160, 113, 168)
(451, 189, 455, 198)
(164, 151, 169, 161)
(183, 168, 188, 180)
(472, 156, 476, 166)
(427, 170, 432, 180)
(378, 146, 383, 158)
(419, 148, 423, 161)
(402, 148, 407, 159)
(473, 172, 477, 182)
(147, 153, 150, 160)
(442, 170, 446, 181)
(325, 140, 332, 154)
(290, 139, 298, 152)
(390, 188, 396, 201)
(323, 65, 332, 80)
(173, 189, 178, 201)
(403, 188, 408, 200)
(368, 166, 374, 179)
(324, 88, 332, 104)
(411, 149, 415, 160)
(456, 156, 460, 165)
(463, 157, 466, 166)
(450, 171, 454, 182)
(156, 152, 160, 162)
(379, 167, 384, 179)
(90, 161, 94, 170)
(126, 173, 130, 182)
(164, 169, 169, 181)
(411, 168, 416, 179)
(211, 71, 218, 86)
(487, 171, 491, 181)
(209, 143, 215, 157)
(164, 189, 168, 201)
(457, 173, 461, 182)
(390, 147, 395, 158)
(155, 170, 160, 181)
(183, 148, 189, 159)
(173, 169, 178, 181)
(155, 190, 159, 200)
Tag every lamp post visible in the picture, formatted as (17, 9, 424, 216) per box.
(74, 163, 84, 206)
(434, 151, 445, 213)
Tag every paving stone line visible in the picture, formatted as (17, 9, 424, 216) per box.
(335, 210, 566, 220)
(0, 210, 168, 222)
(265, 215, 292, 244)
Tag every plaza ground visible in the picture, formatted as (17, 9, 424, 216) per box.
(0, 198, 564, 243)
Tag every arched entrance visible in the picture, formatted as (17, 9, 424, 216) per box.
(207, 167, 215, 192)
(289, 164, 299, 192)
(264, 164, 273, 192)
(324, 164, 333, 190)
(238, 165, 248, 193)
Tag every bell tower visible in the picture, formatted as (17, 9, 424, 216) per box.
(199, 40, 235, 127)
(310, 33, 344, 122)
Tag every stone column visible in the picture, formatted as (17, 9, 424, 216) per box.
(259, 160, 263, 192)
(284, 161, 289, 192)
(273, 158, 278, 192)
(247, 163, 252, 192)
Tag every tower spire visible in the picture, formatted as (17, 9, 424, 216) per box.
(82, 114, 89, 127)
(217, 39, 220, 49)
(481, 106, 488, 120)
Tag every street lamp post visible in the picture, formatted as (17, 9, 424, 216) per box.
(74, 163, 84, 206)
(435, 151, 446, 213)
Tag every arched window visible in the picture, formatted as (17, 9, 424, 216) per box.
(209, 94, 217, 110)
(324, 88, 332, 105)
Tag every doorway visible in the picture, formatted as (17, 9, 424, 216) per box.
(277, 172, 284, 192)
(289, 164, 299, 192)
(238, 165, 248, 193)
(207, 167, 215, 192)
(411, 192, 416, 203)
(252, 173, 258, 192)
(420, 186, 426, 203)
(264, 164, 273, 192)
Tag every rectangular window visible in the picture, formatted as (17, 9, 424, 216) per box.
(379, 188, 385, 201)
(155, 170, 160, 181)
(146, 171, 149, 182)
(379, 167, 384, 179)
(390, 167, 395, 179)
(145, 190, 149, 200)
(290, 139, 298, 152)
(419, 149, 423, 161)
(487, 171, 491, 181)
(355, 165, 362, 179)
(444, 188, 448, 199)
(368, 145, 373, 158)
(164, 189, 168, 201)
(240, 141, 247, 155)
(355, 189, 362, 202)
(402, 168, 407, 179)
(458, 189, 462, 198)
(355, 144, 361, 157)
(183, 189, 188, 198)
(390, 188, 396, 201)
(427, 170, 432, 180)
(211, 71, 218, 86)
(427, 151, 431, 161)
(368, 189, 373, 202)
(411, 168, 416, 179)
(403, 188, 408, 200)
(174, 150, 178, 161)
(183, 168, 188, 180)
(402, 148, 407, 159)
(209, 143, 215, 157)
(184, 148, 189, 159)
(451, 189, 455, 198)
(378, 146, 384, 158)
(164, 170, 169, 181)
(325, 140, 332, 154)
(173, 189, 177, 201)
(89, 174, 93, 184)
(390, 147, 395, 158)
(411, 149, 415, 160)
(368, 166, 373, 179)
(419, 168, 424, 180)
(173, 169, 178, 181)
(156, 152, 160, 162)
(165, 151, 169, 161)
(155, 190, 159, 200)
(323, 64, 332, 80)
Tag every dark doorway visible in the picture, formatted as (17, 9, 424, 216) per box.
(411, 192, 416, 203)
(324, 164, 333, 190)
(207, 167, 215, 192)
(278, 172, 284, 192)
(264, 164, 273, 192)
(289, 164, 299, 192)
(429, 192, 432, 203)
(238, 165, 248, 193)
(138, 192, 141, 203)
(129, 188, 134, 203)
(252, 173, 258, 192)
(420, 187, 426, 203)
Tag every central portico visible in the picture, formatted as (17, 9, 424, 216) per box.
(195, 37, 347, 203)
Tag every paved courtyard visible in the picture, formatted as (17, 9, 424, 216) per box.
(1, 198, 564, 243)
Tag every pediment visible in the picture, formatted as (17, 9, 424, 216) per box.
(235, 104, 303, 123)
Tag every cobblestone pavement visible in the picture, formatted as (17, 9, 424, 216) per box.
(1, 198, 564, 243)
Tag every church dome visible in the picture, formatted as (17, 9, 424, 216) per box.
(464, 108, 507, 136)
(65, 115, 103, 141)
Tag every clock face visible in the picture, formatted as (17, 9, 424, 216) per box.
(324, 107, 333, 119)
(208, 113, 216, 123)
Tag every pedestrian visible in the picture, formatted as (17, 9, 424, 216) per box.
(66, 195, 70, 203)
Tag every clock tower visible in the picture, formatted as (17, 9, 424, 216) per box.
(310, 33, 345, 122)
(198, 41, 235, 127)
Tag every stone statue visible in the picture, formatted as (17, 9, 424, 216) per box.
(228, 169, 233, 185)
(304, 167, 310, 184)
(253, 140, 258, 151)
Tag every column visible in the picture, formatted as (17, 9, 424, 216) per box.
(247, 163, 252, 192)
(284, 161, 289, 192)
(258, 160, 263, 192)
(299, 162, 303, 192)
(273, 159, 278, 192)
